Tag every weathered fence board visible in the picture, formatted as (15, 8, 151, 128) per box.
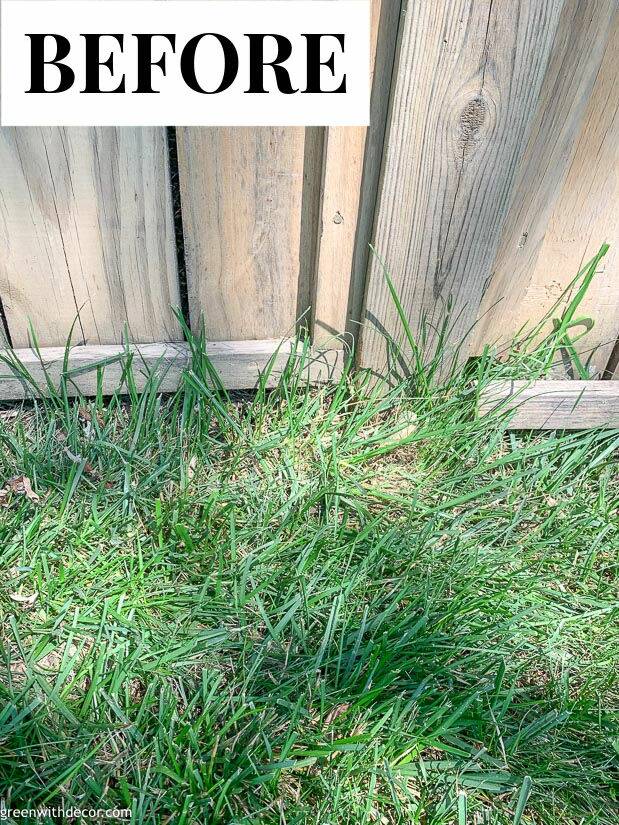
(311, 0, 386, 348)
(177, 127, 306, 341)
(359, 0, 567, 375)
(472, 0, 618, 373)
(479, 380, 619, 429)
(311, 126, 366, 347)
(0, 128, 181, 348)
(347, 0, 402, 344)
(0, 341, 342, 399)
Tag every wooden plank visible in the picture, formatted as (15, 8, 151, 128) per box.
(479, 380, 619, 429)
(358, 0, 569, 376)
(472, 0, 617, 366)
(0, 341, 343, 400)
(297, 127, 326, 333)
(311, 127, 366, 347)
(177, 127, 306, 341)
(348, 0, 403, 343)
(311, 0, 386, 348)
(0, 128, 181, 348)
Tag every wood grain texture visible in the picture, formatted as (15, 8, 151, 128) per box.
(297, 127, 326, 332)
(0, 128, 181, 347)
(358, 0, 568, 375)
(178, 127, 306, 341)
(472, 0, 618, 370)
(311, 128, 366, 347)
(479, 380, 619, 429)
(348, 0, 403, 342)
(0, 341, 343, 399)
(311, 0, 385, 348)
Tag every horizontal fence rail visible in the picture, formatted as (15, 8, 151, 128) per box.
(0, 341, 343, 399)
(479, 380, 619, 429)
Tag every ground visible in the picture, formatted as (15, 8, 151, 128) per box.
(0, 340, 617, 824)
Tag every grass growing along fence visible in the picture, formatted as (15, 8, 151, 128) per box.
(0, 255, 617, 824)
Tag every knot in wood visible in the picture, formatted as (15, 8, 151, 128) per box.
(458, 96, 486, 157)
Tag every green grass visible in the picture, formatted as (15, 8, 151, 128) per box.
(0, 262, 618, 823)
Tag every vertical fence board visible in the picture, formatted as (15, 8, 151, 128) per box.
(472, 0, 617, 371)
(311, 128, 366, 348)
(0, 128, 181, 347)
(297, 127, 326, 332)
(348, 0, 402, 344)
(358, 0, 566, 375)
(311, 0, 386, 348)
(178, 127, 306, 341)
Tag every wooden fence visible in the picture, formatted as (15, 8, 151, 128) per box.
(1, 0, 618, 412)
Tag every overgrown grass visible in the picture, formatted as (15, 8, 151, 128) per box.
(0, 256, 618, 823)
